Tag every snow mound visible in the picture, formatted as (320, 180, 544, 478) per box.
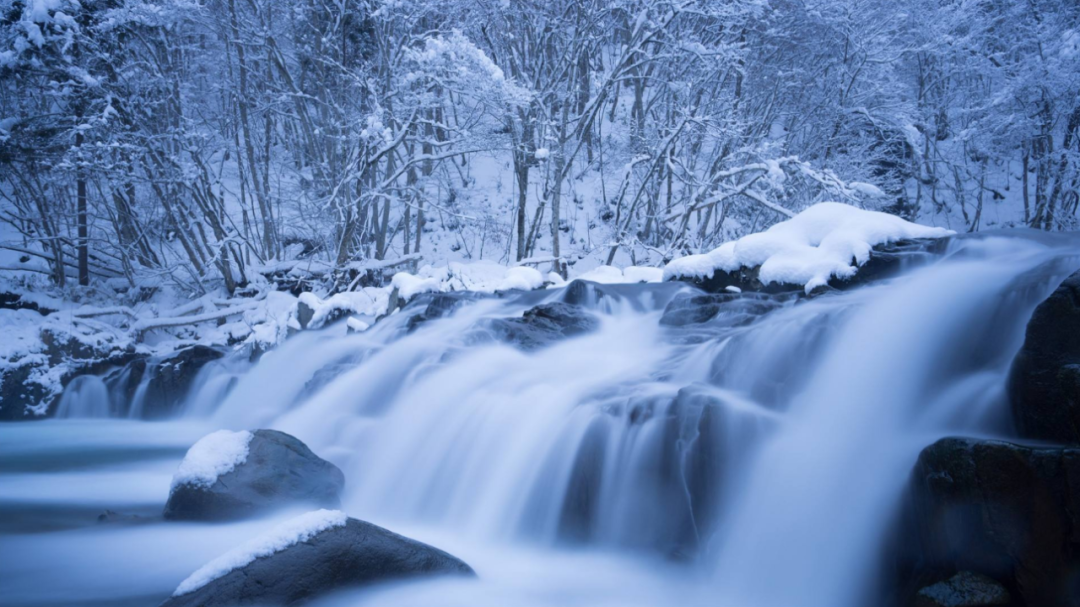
(392, 261, 546, 300)
(173, 509, 348, 596)
(298, 288, 389, 329)
(171, 430, 254, 490)
(663, 202, 954, 293)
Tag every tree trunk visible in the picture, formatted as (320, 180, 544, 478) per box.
(76, 131, 89, 287)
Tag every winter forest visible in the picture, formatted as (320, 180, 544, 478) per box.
(3, 2, 1080, 607)
(2, 0, 1078, 289)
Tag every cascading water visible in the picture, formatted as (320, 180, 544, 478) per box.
(3, 231, 1079, 607)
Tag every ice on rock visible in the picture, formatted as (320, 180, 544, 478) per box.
(170, 430, 254, 491)
(172, 509, 348, 596)
(663, 202, 954, 293)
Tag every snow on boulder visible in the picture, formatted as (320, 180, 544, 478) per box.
(296, 289, 389, 330)
(173, 509, 347, 596)
(164, 429, 344, 521)
(663, 202, 953, 294)
(170, 430, 253, 490)
(162, 511, 474, 607)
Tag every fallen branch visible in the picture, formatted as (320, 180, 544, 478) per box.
(69, 306, 138, 319)
(132, 300, 261, 336)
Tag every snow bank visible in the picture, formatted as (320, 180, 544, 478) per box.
(664, 202, 953, 293)
(173, 509, 348, 596)
(297, 288, 389, 329)
(392, 261, 546, 300)
(170, 430, 254, 490)
(577, 265, 664, 284)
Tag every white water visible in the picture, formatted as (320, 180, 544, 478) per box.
(3, 233, 1078, 607)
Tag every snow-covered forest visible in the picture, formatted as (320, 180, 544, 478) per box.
(2, 0, 1078, 293)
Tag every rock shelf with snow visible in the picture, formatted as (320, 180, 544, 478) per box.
(2, 204, 1080, 607)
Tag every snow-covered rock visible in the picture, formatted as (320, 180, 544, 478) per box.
(164, 429, 344, 521)
(170, 430, 254, 491)
(297, 288, 388, 330)
(173, 509, 348, 596)
(393, 261, 546, 302)
(663, 202, 954, 294)
(162, 513, 474, 607)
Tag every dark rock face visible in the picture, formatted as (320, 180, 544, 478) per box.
(561, 279, 617, 307)
(1008, 270, 1080, 444)
(296, 298, 317, 330)
(40, 327, 115, 366)
(486, 302, 599, 350)
(0, 292, 56, 315)
(0, 348, 139, 421)
(831, 238, 949, 291)
(161, 517, 474, 607)
(904, 437, 1080, 607)
(164, 430, 345, 521)
(141, 346, 224, 419)
(675, 264, 802, 295)
(405, 292, 481, 333)
(659, 291, 795, 327)
(0, 361, 50, 421)
(914, 571, 1010, 607)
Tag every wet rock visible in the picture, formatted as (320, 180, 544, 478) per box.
(164, 429, 345, 521)
(659, 292, 793, 327)
(140, 346, 224, 419)
(905, 437, 1080, 607)
(914, 571, 1010, 607)
(831, 238, 949, 291)
(405, 292, 481, 332)
(486, 302, 599, 351)
(296, 298, 317, 329)
(97, 510, 152, 525)
(1008, 270, 1080, 444)
(160, 516, 473, 607)
(674, 263, 800, 295)
(561, 279, 617, 307)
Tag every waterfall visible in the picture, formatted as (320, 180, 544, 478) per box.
(32, 231, 1080, 606)
(54, 375, 111, 418)
(709, 236, 1072, 606)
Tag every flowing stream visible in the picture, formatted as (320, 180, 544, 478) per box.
(2, 231, 1079, 607)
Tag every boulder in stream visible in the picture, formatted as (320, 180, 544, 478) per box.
(485, 302, 599, 351)
(659, 291, 793, 327)
(1008, 269, 1080, 444)
(164, 429, 344, 521)
(914, 571, 1011, 607)
(161, 510, 474, 607)
(904, 437, 1080, 607)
